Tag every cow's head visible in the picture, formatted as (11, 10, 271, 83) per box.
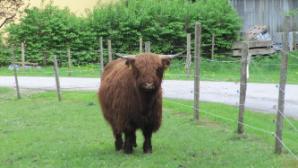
(124, 53, 171, 92)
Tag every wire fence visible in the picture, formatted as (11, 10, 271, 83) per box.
(1, 23, 298, 161)
(2, 47, 297, 155)
(2, 62, 297, 160)
(164, 99, 298, 160)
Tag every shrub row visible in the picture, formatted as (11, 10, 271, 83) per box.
(1, 0, 241, 65)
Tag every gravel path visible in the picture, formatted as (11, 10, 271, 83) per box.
(1, 76, 297, 119)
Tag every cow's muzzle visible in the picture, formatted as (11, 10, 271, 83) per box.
(142, 82, 155, 90)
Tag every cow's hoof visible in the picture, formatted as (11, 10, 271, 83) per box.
(123, 144, 133, 154)
(115, 141, 123, 151)
(143, 146, 152, 154)
(123, 148, 133, 154)
(143, 148, 152, 154)
(115, 146, 122, 151)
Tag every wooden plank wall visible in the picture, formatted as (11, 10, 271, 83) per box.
(230, 0, 298, 43)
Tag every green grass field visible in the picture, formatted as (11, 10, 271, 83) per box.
(0, 52, 298, 84)
(0, 88, 298, 168)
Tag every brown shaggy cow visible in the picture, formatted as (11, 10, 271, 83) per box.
(98, 53, 171, 154)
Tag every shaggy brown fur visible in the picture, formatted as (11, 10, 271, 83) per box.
(98, 53, 170, 154)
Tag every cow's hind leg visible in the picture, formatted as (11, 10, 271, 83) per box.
(142, 126, 153, 153)
(113, 129, 123, 151)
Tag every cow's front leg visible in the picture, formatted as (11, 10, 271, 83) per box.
(123, 128, 134, 154)
(142, 126, 153, 153)
(114, 133, 123, 151)
(132, 131, 137, 147)
(112, 128, 123, 151)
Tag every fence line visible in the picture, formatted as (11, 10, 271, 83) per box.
(145, 41, 151, 52)
(13, 53, 295, 65)
(185, 33, 192, 78)
(237, 42, 249, 134)
(139, 37, 143, 53)
(164, 99, 298, 160)
(12, 47, 21, 99)
(67, 46, 72, 76)
(274, 134, 298, 160)
(279, 110, 298, 132)
(4, 67, 297, 159)
(288, 52, 298, 57)
(8, 84, 296, 122)
(7, 49, 298, 68)
(164, 99, 273, 134)
(15, 79, 298, 137)
(6, 55, 296, 83)
(275, 16, 290, 154)
(53, 55, 62, 102)
(194, 22, 201, 121)
(2, 20, 297, 159)
(99, 37, 104, 75)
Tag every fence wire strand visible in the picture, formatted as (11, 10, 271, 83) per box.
(2, 45, 298, 162)
(164, 99, 298, 160)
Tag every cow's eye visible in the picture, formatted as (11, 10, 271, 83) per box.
(134, 69, 140, 79)
(156, 67, 163, 76)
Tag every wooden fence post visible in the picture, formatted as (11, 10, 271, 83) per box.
(275, 16, 290, 154)
(108, 39, 112, 63)
(53, 55, 62, 102)
(99, 37, 104, 75)
(145, 41, 151, 52)
(194, 22, 201, 121)
(139, 37, 143, 53)
(12, 47, 21, 99)
(211, 33, 215, 59)
(21, 42, 25, 68)
(293, 32, 297, 50)
(237, 41, 249, 134)
(247, 51, 252, 80)
(185, 33, 192, 78)
(289, 32, 293, 52)
(67, 46, 72, 76)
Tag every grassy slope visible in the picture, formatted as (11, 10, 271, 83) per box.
(0, 88, 297, 168)
(0, 52, 298, 83)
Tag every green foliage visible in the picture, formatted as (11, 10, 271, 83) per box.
(89, 0, 241, 54)
(287, 8, 298, 16)
(0, 33, 10, 65)
(3, 0, 241, 65)
(6, 3, 97, 65)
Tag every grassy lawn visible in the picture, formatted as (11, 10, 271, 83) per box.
(0, 52, 298, 84)
(0, 88, 298, 168)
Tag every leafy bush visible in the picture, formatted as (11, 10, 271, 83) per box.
(0, 33, 10, 65)
(89, 0, 241, 54)
(4, 0, 241, 65)
(6, 3, 97, 65)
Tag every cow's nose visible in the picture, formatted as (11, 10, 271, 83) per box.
(144, 82, 154, 89)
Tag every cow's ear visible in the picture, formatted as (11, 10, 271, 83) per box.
(124, 57, 135, 68)
(161, 57, 171, 69)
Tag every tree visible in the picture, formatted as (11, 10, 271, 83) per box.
(4, 0, 241, 65)
(0, 0, 25, 29)
(6, 3, 96, 65)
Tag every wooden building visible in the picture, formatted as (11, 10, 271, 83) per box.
(230, 0, 298, 43)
